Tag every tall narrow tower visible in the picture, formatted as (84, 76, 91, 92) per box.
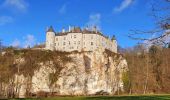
(111, 35, 117, 53)
(46, 26, 55, 51)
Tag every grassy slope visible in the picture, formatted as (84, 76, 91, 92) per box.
(10, 95, 170, 100)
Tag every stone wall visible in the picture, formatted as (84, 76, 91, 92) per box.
(46, 32, 117, 53)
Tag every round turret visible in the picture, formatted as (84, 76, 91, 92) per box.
(46, 26, 55, 51)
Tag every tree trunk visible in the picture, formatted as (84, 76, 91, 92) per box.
(143, 54, 149, 94)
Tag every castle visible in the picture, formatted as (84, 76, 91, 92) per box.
(45, 26, 117, 53)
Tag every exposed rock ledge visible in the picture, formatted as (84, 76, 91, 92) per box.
(4, 49, 128, 98)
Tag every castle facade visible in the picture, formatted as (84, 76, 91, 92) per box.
(45, 26, 117, 53)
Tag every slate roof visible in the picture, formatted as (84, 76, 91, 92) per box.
(55, 27, 103, 36)
(47, 26, 55, 32)
(47, 26, 112, 39)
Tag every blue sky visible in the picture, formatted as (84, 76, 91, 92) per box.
(0, 0, 163, 48)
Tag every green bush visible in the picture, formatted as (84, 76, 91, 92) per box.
(122, 71, 130, 93)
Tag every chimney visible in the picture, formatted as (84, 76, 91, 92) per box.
(69, 26, 71, 32)
(93, 26, 97, 33)
(62, 28, 65, 33)
(86, 26, 89, 30)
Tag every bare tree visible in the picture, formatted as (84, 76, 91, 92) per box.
(128, 0, 170, 46)
(143, 53, 149, 94)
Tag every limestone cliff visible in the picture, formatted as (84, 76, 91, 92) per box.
(0, 49, 128, 98)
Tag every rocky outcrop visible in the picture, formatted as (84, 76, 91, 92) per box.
(3, 49, 128, 98)
(12, 51, 127, 97)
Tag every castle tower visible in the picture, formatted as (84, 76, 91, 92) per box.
(111, 35, 117, 53)
(46, 26, 55, 51)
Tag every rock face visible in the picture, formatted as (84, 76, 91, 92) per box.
(15, 50, 128, 97)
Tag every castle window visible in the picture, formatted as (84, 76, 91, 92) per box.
(78, 41, 80, 44)
(63, 42, 66, 45)
(74, 35, 76, 38)
(91, 42, 93, 45)
(56, 38, 58, 41)
(69, 41, 71, 45)
(64, 37, 66, 40)
(74, 41, 76, 45)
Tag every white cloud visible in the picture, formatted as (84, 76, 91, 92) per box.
(59, 4, 67, 14)
(23, 34, 36, 48)
(114, 0, 134, 12)
(3, 0, 28, 12)
(11, 39, 20, 47)
(86, 13, 101, 30)
(10, 34, 37, 48)
(0, 16, 13, 26)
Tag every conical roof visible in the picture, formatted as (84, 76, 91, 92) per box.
(47, 26, 55, 32)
